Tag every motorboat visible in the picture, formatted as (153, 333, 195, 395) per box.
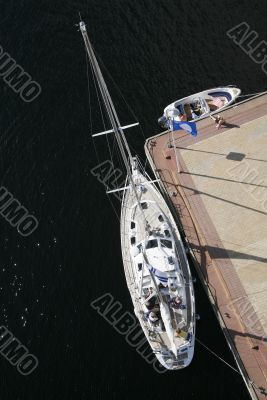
(158, 86, 241, 128)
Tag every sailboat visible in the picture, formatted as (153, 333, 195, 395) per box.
(79, 20, 195, 370)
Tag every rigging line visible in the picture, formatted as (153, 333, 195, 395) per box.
(102, 105, 125, 192)
(95, 50, 147, 141)
(80, 22, 149, 225)
(89, 50, 126, 196)
(81, 26, 146, 215)
(105, 135, 124, 194)
(105, 108, 125, 193)
(86, 60, 108, 184)
(137, 154, 152, 178)
(106, 192, 120, 221)
(88, 54, 115, 186)
(88, 56, 109, 141)
(108, 114, 127, 191)
(195, 338, 241, 375)
(96, 83, 124, 184)
(114, 142, 127, 193)
(138, 157, 147, 179)
(87, 49, 121, 196)
(88, 57, 107, 135)
(85, 48, 103, 173)
(86, 49, 120, 209)
(85, 47, 109, 187)
(88, 55, 116, 170)
(139, 155, 148, 174)
(88, 73, 121, 211)
(85, 42, 93, 137)
(99, 69, 135, 168)
(87, 41, 133, 167)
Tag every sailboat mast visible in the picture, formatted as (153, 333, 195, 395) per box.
(79, 21, 134, 181)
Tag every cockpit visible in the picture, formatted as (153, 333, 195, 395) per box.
(173, 97, 210, 121)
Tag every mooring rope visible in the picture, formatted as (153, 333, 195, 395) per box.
(196, 338, 265, 394)
(195, 337, 241, 375)
(238, 90, 267, 98)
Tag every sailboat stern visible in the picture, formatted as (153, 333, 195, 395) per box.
(153, 331, 195, 370)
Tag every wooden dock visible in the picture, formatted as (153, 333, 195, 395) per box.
(145, 93, 267, 400)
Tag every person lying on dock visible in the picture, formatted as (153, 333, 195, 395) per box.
(209, 114, 225, 129)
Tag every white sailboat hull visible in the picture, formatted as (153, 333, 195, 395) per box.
(120, 163, 195, 370)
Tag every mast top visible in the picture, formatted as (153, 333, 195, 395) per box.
(79, 21, 86, 32)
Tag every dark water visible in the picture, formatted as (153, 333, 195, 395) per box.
(0, 0, 266, 399)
